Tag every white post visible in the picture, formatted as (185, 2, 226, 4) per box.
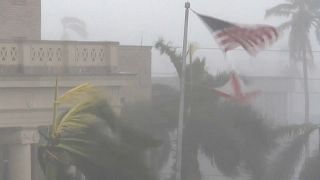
(6, 128, 39, 180)
(8, 144, 32, 180)
(176, 2, 190, 180)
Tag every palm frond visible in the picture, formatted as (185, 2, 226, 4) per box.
(53, 84, 106, 136)
(272, 123, 316, 139)
(59, 137, 98, 145)
(54, 101, 99, 137)
(118, 124, 161, 148)
(41, 82, 159, 180)
(57, 83, 99, 105)
(262, 136, 306, 180)
(56, 113, 101, 136)
(38, 147, 71, 180)
(278, 20, 292, 32)
(265, 3, 296, 18)
(262, 128, 315, 180)
(57, 134, 157, 180)
(201, 133, 240, 177)
(154, 39, 182, 77)
(56, 143, 92, 160)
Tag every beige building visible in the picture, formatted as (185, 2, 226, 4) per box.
(0, 0, 152, 180)
(118, 45, 152, 102)
(0, 0, 41, 40)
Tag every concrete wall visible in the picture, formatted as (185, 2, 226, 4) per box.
(0, 75, 135, 128)
(118, 46, 152, 103)
(0, 0, 41, 40)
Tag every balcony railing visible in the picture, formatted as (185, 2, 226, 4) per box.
(0, 40, 120, 75)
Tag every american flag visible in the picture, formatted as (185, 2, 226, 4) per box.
(196, 13, 279, 56)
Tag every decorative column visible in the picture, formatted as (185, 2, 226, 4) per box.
(5, 128, 39, 180)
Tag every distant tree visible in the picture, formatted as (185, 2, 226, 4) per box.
(61, 17, 88, 40)
(38, 83, 158, 180)
(265, 0, 320, 123)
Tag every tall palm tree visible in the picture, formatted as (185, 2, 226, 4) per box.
(38, 83, 159, 180)
(153, 39, 277, 180)
(61, 17, 88, 40)
(265, 0, 320, 123)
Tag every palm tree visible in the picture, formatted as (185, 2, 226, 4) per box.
(265, 0, 320, 123)
(38, 83, 159, 180)
(261, 123, 320, 180)
(155, 39, 183, 78)
(61, 17, 88, 40)
(152, 39, 277, 180)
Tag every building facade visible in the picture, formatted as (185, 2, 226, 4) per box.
(0, 0, 41, 40)
(0, 0, 152, 180)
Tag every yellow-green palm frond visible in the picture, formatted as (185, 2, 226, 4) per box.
(53, 98, 102, 137)
(57, 83, 101, 106)
(55, 113, 99, 137)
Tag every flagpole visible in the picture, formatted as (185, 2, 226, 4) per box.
(176, 2, 190, 180)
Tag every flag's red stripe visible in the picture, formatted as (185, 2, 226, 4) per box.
(213, 25, 278, 55)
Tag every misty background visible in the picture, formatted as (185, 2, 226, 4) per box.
(41, 0, 320, 77)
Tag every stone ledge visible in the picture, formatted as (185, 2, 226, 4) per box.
(0, 128, 40, 144)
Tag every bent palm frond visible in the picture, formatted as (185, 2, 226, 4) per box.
(278, 20, 292, 32)
(40, 83, 158, 180)
(265, 3, 296, 18)
(272, 123, 317, 139)
(262, 127, 316, 180)
(155, 39, 182, 77)
(57, 83, 100, 105)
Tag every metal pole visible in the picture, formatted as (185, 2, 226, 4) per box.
(319, 127, 320, 158)
(51, 77, 58, 137)
(176, 2, 190, 180)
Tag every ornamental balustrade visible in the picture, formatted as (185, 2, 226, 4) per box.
(0, 40, 119, 75)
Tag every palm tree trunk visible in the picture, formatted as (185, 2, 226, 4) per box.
(302, 57, 310, 157)
(302, 58, 309, 123)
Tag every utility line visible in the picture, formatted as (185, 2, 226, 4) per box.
(151, 45, 320, 53)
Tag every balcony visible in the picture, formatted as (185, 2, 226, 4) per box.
(0, 39, 120, 75)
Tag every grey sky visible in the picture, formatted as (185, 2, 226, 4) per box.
(42, 0, 280, 44)
(42, 0, 320, 76)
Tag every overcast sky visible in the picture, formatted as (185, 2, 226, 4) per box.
(42, 0, 320, 77)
